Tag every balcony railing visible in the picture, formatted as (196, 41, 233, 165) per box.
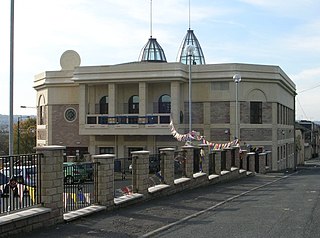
(86, 114, 170, 125)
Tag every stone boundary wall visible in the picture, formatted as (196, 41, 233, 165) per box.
(0, 145, 270, 237)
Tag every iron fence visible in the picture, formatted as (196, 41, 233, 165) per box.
(0, 154, 42, 215)
(63, 162, 98, 213)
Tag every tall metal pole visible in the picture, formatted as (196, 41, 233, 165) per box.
(188, 54, 192, 134)
(233, 74, 241, 139)
(187, 45, 194, 135)
(9, 0, 15, 156)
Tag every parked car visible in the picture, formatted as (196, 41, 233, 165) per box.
(63, 162, 87, 184)
(80, 162, 94, 181)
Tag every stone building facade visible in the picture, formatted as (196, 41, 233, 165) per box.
(33, 51, 296, 171)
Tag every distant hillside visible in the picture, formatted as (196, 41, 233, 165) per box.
(0, 114, 36, 130)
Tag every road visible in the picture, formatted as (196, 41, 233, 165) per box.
(13, 158, 320, 238)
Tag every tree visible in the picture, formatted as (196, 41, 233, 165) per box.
(13, 117, 36, 154)
(0, 132, 9, 155)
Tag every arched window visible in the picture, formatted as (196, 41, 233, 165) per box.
(128, 95, 139, 114)
(158, 94, 171, 113)
(38, 95, 46, 125)
(99, 96, 108, 114)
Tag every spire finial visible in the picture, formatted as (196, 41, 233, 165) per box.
(188, 0, 191, 29)
(150, 0, 153, 38)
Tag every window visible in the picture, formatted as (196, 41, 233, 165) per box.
(211, 82, 229, 91)
(250, 102, 262, 124)
(99, 96, 108, 114)
(99, 147, 114, 154)
(128, 95, 139, 114)
(158, 94, 171, 113)
(64, 108, 77, 122)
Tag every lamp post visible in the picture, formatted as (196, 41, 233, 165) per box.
(186, 45, 195, 135)
(233, 74, 241, 139)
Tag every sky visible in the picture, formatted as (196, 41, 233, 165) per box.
(0, 0, 320, 120)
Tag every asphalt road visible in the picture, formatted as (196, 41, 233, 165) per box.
(14, 158, 320, 238)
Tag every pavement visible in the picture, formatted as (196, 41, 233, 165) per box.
(12, 157, 320, 238)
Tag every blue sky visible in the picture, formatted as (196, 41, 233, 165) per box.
(0, 0, 320, 120)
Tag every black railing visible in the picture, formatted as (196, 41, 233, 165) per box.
(63, 162, 98, 213)
(0, 154, 42, 214)
(86, 114, 170, 125)
(209, 153, 216, 175)
(148, 154, 163, 187)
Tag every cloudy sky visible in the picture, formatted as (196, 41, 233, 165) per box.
(0, 0, 320, 120)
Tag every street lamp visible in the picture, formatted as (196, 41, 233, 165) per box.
(233, 74, 241, 139)
(186, 45, 195, 136)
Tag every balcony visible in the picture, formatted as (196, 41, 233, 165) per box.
(81, 114, 171, 136)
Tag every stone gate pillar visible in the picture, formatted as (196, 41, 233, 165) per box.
(92, 154, 115, 207)
(199, 144, 210, 175)
(159, 148, 175, 186)
(181, 145, 194, 178)
(212, 149, 222, 175)
(36, 145, 65, 224)
(131, 151, 149, 196)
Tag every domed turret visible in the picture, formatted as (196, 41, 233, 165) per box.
(139, 37, 167, 62)
(177, 29, 205, 65)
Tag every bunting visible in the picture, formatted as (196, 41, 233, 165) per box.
(169, 120, 239, 150)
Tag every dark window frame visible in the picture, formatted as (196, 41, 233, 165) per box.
(128, 95, 139, 114)
(99, 96, 109, 114)
(158, 94, 171, 113)
(250, 102, 262, 124)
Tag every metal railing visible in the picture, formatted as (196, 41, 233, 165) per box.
(86, 114, 170, 125)
(148, 154, 163, 187)
(0, 154, 42, 214)
(63, 162, 98, 213)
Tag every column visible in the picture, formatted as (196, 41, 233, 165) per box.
(131, 150, 149, 195)
(139, 82, 147, 116)
(159, 148, 175, 186)
(78, 84, 88, 125)
(108, 83, 116, 116)
(170, 82, 181, 125)
(36, 145, 65, 224)
(92, 154, 115, 207)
